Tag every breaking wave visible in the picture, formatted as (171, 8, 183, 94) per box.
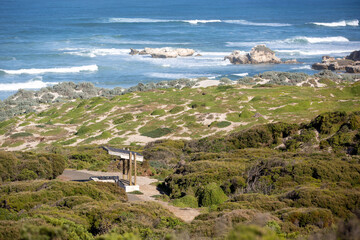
(310, 19, 359, 27)
(0, 78, 58, 91)
(106, 18, 290, 26)
(0, 65, 98, 75)
(285, 36, 350, 44)
(223, 20, 291, 27)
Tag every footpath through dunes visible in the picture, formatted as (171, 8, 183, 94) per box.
(58, 169, 200, 223)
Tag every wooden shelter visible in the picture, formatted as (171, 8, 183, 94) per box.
(102, 146, 142, 191)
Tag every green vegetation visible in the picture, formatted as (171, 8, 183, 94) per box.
(0, 180, 185, 240)
(0, 151, 65, 182)
(141, 128, 172, 138)
(1, 71, 360, 239)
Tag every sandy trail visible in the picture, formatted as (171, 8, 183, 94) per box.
(58, 169, 200, 223)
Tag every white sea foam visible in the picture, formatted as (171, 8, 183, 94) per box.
(276, 49, 351, 56)
(227, 36, 350, 47)
(223, 20, 291, 27)
(106, 18, 290, 27)
(147, 72, 213, 79)
(63, 48, 129, 58)
(108, 18, 168, 23)
(0, 78, 58, 91)
(311, 19, 359, 27)
(291, 65, 312, 70)
(108, 18, 221, 24)
(285, 36, 349, 44)
(0, 65, 98, 75)
(183, 20, 221, 25)
(199, 51, 233, 56)
(233, 73, 249, 77)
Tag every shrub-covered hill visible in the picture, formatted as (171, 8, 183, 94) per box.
(139, 111, 360, 238)
(0, 77, 359, 151)
(0, 151, 65, 183)
(0, 180, 188, 240)
(143, 111, 360, 165)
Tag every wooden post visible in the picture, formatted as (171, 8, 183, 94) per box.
(122, 159, 126, 180)
(129, 152, 132, 185)
(134, 153, 137, 185)
(120, 159, 124, 180)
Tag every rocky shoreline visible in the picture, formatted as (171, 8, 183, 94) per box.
(311, 50, 360, 73)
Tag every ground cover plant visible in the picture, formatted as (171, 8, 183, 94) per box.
(0, 74, 359, 151)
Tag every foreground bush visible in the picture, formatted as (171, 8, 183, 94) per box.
(0, 151, 65, 182)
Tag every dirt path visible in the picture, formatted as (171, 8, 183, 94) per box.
(58, 169, 200, 223)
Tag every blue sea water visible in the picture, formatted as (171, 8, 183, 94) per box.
(0, 0, 359, 99)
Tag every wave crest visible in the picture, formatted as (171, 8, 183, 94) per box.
(0, 78, 58, 91)
(105, 18, 290, 27)
(311, 19, 359, 27)
(285, 36, 349, 44)
(0, 65, 98, 75)
(223, 20, 291, 27)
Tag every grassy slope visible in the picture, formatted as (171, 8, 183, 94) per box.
(1, 80, 359, 151)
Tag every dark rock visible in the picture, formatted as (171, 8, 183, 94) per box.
(346, 50, 360, 61)
(129, 48, 139, 55)
(346, 65, 360, 73)
(312, 50, 360, 73)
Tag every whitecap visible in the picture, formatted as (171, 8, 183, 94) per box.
(0, 65, 98, 75)
(62, 48, 129, 58)
(147, 73, 213, 79)
(108, 18, 168, 23)
(311, 19, 359, 27)
(0, 78, 58, 91)
(291, 65, 312, 70)
(276, 49, 352, 56)
(182, 20, 221, 25)
(233, 73, 249, 77)
(285, 36, 349, 44)
(223, 20, 291, 27)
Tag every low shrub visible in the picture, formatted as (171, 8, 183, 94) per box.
(113, 113, 133, 124)
(172, 195, 198, 208)
(150, 109, 166, 116)
(10, 132, 33, 138)
(281, 208, 333, 228)
(141, 128, 172, 138)
(198, 182, 228, 207)
(169, 106, 185, 114)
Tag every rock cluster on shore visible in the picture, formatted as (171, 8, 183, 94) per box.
(312, 50, 360, 73)
(224, 45, 297, 65)
(130, 47, 195, 58)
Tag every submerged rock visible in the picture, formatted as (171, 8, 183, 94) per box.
(225, 45, 282, 64)
(129, 47, 195, 58)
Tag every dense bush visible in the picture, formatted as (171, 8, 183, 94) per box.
(172, 195, 198, 208)
(198, 182, 228, 207)
(0, 151, 65, 182)
(281, 208, 333, 228)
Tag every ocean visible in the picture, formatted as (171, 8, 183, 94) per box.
(0, 0, 359, 99)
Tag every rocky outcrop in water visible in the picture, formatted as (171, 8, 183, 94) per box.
(225, 45, 282, 64)
(130, 47, 195, 58)
(312, 50, 360, 73)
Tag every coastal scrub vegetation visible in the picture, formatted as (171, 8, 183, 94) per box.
(0, 111, 360, 239)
